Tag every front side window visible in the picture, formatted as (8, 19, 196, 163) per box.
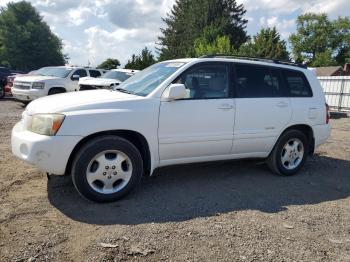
(176, 63, 230, 99)
(73, 69, 87, 78)
(235, 64, 285, 98)
(282, 69, 313, 97)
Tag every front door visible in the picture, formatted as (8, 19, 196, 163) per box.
(158, 62, 235, 162)
(68, 69, 87, 91)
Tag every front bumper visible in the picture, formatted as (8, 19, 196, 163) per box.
(313, 124, 331, 148)
(11, 121, 82, 175)
(12, 88, 46, 102)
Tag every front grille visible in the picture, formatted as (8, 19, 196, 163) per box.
(14, 82, 31, 90)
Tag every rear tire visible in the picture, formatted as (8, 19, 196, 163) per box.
(71, 136, 143, 202)
(267, 130, 308, 176)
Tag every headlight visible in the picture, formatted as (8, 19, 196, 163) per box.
(27, 114, 65, 136)
(32, 82, 45, 89)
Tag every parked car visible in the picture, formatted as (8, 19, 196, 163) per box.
(79, 69, 139, 91)
(6, 70, 41, 96)
(0, 67, 14, 98)
(11, 66, 105, 103)
(11, 57, 331, 202)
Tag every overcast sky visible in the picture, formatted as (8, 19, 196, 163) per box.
(0, 0, 349, 67)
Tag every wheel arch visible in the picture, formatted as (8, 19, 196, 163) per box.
(274, 124, 315, 156)
(48, 87, 66, 94)
(65, 130, 151, 176)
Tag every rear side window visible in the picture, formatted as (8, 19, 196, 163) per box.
(235, 64, 285, 98)
(282, 69, 312, 97)
(89, 70, 101, 78)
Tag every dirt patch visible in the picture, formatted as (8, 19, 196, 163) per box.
(1, 100, 350, 261)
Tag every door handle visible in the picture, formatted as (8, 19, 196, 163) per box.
(276, 102, 289, 108)
(218, 104, 233, 110)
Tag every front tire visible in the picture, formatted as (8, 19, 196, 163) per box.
(71, 136, 143, 202)
(267, 130, 308, 176)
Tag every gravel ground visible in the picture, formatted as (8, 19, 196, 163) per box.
(0, 99, 350, 262)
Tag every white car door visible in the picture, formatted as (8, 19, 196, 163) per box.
(158, 62, 235, 163)
(67, 69, 88, 91)
(232, 63, 292, 155)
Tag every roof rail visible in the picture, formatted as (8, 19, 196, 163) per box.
(200, 54, 307, 69)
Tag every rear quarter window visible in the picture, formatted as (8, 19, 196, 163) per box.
(282, 69, 313, 97)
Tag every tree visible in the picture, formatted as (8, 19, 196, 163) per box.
(238, 27, 290, 60)
(97, 58, 120, 70)
(311, 50, 337, 67)
(192, 25, 232, 57)
(158, 0, 248, 60)
(0, 1, 66, 71)
(333, 16, 350, 64)
(289, 13, 350, 66)
(124, 47, 156, 70)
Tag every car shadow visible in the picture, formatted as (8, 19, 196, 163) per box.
(47, 154, 350, 225)
(330, 111, 349, 119)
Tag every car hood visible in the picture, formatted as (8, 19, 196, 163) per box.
(79, 77, 121, 86)
(26, 89, 137, 115)
(14, 75, 61, 83)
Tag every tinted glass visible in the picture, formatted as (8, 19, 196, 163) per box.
(235, 64, 284, 98)
(178, 64, 229, 99)
(89, 70, 101, 78)
(283, 70, 312, 97)
(73, 69, 87, 78)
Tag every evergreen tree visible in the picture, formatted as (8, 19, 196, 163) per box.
(158, 0, 247, 60)
(239, 27, 290, 60)
(124, 47, 156, 70)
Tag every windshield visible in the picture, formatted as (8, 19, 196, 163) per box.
(103, 71, 133, 82)
(36, 67, 73, 78)
(116, 62, 186, 96)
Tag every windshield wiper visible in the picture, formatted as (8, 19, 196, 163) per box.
(115, 88, 137, 95)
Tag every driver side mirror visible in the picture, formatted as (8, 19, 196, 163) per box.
(163, 84, 187, 101)
(71, 74, 80, 81)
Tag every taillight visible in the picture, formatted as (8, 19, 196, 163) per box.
(326, 103, 330, 124)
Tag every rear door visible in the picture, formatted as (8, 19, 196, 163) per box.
(282, 69, 321, 125)
(232, 63, 292, 155)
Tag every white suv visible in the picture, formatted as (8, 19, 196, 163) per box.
(11, 57, 331, 202)
(12, 66, 104, 102)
